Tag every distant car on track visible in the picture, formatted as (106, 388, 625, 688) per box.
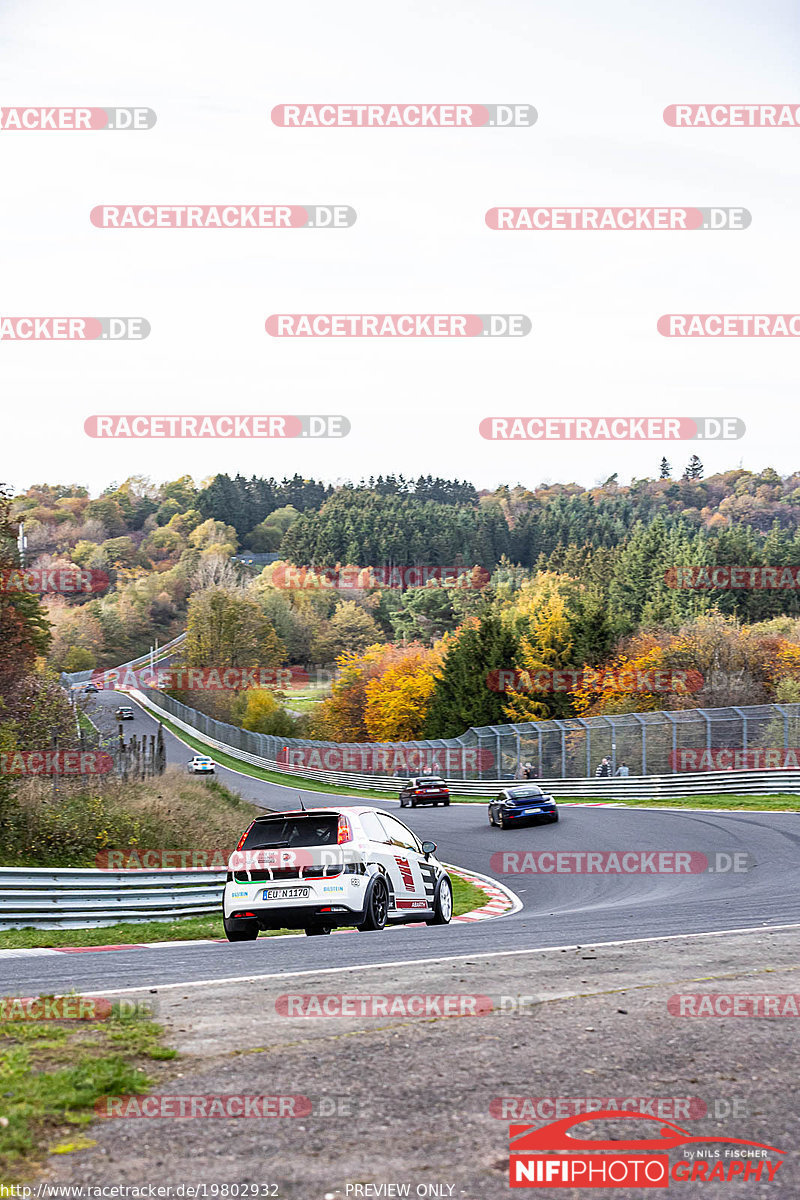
(223, 805, 453, 941)
(488, 784, 558, 829)
(114, 706, 135, 721)
(187, 755, 216, 775)
(83, 682, 99, 694)
(398, 776, 450, 807)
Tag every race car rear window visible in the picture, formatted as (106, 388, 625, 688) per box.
(417, 778, 446, 788)
(242, 815, 339, 849)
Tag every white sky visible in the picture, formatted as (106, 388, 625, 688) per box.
(2, 0, 799, 495)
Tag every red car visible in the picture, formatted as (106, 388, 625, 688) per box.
(399, 776, 450, 808)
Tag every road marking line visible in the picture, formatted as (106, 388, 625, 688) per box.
(68, 921, 800, 997)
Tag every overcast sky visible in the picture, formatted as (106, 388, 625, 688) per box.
(3, 0, 799, 495)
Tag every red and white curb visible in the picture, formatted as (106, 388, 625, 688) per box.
(0, 867, 521, 957)
(444, 863, 521, 923)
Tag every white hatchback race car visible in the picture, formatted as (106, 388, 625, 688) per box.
(222, 806, 453, 940)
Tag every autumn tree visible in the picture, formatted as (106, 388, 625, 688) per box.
(423, 616, 519, 738)
(363, 642, 444, 741)
(184, 588, 285, 670)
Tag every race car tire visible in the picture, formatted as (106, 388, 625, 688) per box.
(223, 915, 259, 942)
(443, 799, 450, 806)
(425, 877, 453, 926)
(356, 876, 389, 932)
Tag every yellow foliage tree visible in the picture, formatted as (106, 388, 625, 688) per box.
(499, 575, 576, 722)
(364, 644, 444, 741)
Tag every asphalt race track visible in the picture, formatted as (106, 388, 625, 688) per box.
(5, 687, 800, 998)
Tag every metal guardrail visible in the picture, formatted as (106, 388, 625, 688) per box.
(127, 689, 800, 800)
(0, 867, 225, 929)
(126, 678, 800, 783)
(60, 633, 187, 689)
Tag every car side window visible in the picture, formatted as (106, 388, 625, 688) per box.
(377, 814, 420, 852)
(359, 811, 390, 843)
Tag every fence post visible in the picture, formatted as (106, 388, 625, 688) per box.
(665, 711, 677, 773)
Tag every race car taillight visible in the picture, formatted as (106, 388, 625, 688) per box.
(235, 821, 255, 852)
(337, 814, 353, 844)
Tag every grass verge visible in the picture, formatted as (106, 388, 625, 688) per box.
(0, 870, 490, 950)
(0, 1003, 174, 1183)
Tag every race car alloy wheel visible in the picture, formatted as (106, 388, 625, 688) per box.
(357, 875, 389, 931)
(426, 877, 453, 926)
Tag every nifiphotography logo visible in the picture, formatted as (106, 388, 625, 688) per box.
(508, 1111, 784, 1188)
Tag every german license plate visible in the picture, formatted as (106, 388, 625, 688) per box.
(263, 886, 310, 900)
(524, 808, 542, 815)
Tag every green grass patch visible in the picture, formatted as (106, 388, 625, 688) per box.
(450, 870, 489, 914)
(0, 1004, 173, 1183)
(0, 870, 491, 950)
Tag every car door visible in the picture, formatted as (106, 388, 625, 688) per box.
(376, 813, 432, 913)
(356, 809, 400, 901)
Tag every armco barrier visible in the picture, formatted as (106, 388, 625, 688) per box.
(0, 867, 224, 929)
(124, 683, 800, 783)
(60, 633, 186, 689)
(126, 690, 800, 800)
(0, 863, 502, 932)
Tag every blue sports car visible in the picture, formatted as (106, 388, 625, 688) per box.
(488, 784, 559, 829)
